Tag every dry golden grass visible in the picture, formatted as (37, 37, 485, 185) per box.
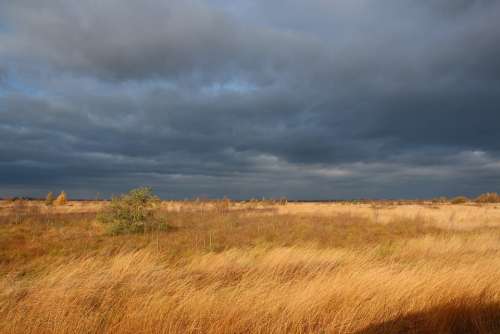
(1, 200, 500, 333)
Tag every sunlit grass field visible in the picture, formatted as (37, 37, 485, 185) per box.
(1, 198, 500, 333)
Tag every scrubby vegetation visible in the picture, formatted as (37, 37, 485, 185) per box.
(97, 187, 169, 235)
(475, 192, 500, 203)
(451, 196, 469, 204)
(1, 193, 500, 333)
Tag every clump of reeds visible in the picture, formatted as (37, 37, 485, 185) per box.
(54, 191, 68, 205)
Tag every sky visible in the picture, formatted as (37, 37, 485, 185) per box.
(1, 0, 500, 200)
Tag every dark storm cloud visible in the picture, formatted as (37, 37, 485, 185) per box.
(1, 0, 500, 199)
(0, 66, 6, 85)
(0, 0, 327, 84)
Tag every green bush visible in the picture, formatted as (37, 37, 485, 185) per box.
(98, 187, 168, 235)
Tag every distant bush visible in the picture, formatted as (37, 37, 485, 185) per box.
(54, 191, 67, 205)
(451, 196, 468, 204)
(431, 196, 448, 204)
(45, 192, 55, 206)
(474, 192, 500, 203)
(98, 187, 169, 235)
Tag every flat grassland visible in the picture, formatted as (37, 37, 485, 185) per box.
(1, 200, 500, 333)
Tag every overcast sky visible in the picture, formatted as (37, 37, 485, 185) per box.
(1, 0, 500, 199)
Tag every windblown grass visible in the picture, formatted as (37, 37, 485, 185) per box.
(1, 201, 500, 333)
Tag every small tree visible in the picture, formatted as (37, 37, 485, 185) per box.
(54, 191, 67, 205)
(45, 192, 55, 206)
(98, 187, 167, 235)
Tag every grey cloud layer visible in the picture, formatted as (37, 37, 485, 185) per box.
(1, 0, 500, 198)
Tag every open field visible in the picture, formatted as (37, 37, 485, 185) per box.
(1, 199, 500, 333)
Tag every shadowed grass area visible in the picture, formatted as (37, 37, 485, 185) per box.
(355, 299, 500, 334)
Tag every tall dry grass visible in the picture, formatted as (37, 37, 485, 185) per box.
(1, 200, 500, 333)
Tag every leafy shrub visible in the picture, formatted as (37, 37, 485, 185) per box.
(451, 196, 468, 204)
(98, 187, 168, 235)
(475, 192, 500, 203)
